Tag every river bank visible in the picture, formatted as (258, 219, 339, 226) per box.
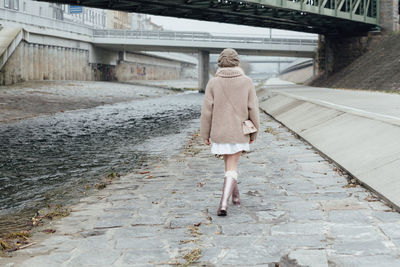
(4, 78, 400, 266)
(124, 79, 198, 91)
(0, 80, 202, 238)
(0, 80, 179, 124)
(2, 110, 400, 266)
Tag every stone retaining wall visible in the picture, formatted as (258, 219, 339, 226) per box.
(0, 41, 90, 85)
(316, 35, 370, 75)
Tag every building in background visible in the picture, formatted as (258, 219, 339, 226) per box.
(106, 10, 131, 29)
(2, 0, 161, 30)
(62, 4, 107, 29)
(4, 0, 59, 19)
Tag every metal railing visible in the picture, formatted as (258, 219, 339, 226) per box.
(246, 0, 379, 25)
(92, 30, 318, 46)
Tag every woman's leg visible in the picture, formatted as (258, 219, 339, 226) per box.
(224, 151, 241, 171)
(224, 151, 241, 205)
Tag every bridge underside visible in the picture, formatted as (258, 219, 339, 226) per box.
(93, 43, 315, 58)
(37, 0, 379, 35)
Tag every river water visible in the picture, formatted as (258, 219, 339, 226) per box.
(0, 89, 203, 235)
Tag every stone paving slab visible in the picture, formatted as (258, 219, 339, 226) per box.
(2, 112, 400, 266)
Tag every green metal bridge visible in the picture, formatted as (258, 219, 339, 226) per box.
(37, 0, 380, 35)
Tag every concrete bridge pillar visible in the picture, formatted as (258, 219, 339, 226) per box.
(198, 50, 209, 93)
(316, 35, 369, 75)
(380, 0, 400, 33)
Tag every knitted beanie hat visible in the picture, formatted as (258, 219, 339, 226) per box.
(218, 48, 240, 68)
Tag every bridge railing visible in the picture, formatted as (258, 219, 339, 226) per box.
(92, 30, 318, 46)
(246, 0, 379, 25)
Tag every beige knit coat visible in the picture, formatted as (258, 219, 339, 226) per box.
(200, 67, 260, 144)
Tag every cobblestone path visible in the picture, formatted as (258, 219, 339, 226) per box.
(3, 112, 400, 266)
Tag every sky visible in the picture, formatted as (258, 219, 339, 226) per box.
(149, 15, 317, 39)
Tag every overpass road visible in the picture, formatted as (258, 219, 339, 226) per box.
(92, 30, 317, 58)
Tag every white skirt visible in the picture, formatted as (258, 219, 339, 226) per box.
(211, 142, 250, 155)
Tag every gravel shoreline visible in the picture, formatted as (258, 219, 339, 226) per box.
(0, 80, 180, 124)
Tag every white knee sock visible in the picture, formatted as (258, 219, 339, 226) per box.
(225, 170, 238, 180)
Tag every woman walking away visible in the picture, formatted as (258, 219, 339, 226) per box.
(200, 48, 260, 216)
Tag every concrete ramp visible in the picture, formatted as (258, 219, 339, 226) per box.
(258, 85, 400, 210)
(0, 26, 24, 71)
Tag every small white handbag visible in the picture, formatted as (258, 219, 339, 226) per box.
(242, 120, 257, 135)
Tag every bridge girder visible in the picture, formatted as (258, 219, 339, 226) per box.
(36, 0, 379, 35)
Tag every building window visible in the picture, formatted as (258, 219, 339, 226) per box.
(4, 0, 9, 8)
(39, 7, 42, 16)
(23, 1, 26, 12)
(12, 0, 18, 10)
(52, 6, 63, 20)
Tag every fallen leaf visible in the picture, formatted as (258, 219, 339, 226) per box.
(183, 248, 202, 264)
(365, 195, 379, 202)
(5, 231, 31, 239)
(0, 240, 11, 250)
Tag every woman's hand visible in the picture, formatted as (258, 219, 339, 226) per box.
(249, 140, 254, 144)
(204, 139, 211, 145)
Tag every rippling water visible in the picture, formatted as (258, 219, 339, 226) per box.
(0, 91, 202, 235)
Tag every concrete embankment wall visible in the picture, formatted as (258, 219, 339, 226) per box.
(0, 27, 193, 85)
(115, 52, 180, 81)
(0, 40, 90, 85)
(279, 66, 313, 84)
(258, 89, 400, 210)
